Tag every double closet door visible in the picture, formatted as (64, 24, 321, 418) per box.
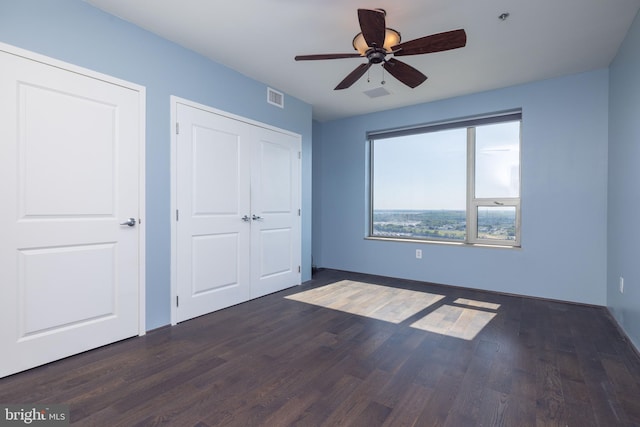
(174, 101, 301, 323)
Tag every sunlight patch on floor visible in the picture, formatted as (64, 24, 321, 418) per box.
(286, 280, 445, 324)
(287, 281, 501, 340)
(410, 301, 499, 340)
(453, 298, 501, 310)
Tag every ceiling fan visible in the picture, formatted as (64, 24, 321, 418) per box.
(295, 8, 467, 90)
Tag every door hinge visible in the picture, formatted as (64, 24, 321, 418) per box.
(298, 151, 301, 159)
(176, 209, 179, 221)
(176, 295, 179, 307)
(298, 209, 301, 216)
(298, 265, 301, 273)
(176, 122, 180, 135)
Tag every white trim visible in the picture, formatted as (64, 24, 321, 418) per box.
(170, 98, 178, 325)
(0, 41, 144, 94)
(169, 96, 301, 325)
(136, 85, 147, 336)
(0, 41, 147, 336)
(171, 96, 301, 138)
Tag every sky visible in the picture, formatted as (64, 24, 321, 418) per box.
(372, 121, 520, 210)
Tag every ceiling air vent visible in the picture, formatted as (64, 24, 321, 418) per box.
(267, 87, 284, 108)
(363, 87, 391, 98)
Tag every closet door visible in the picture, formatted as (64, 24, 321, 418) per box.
(250, 128, 301, 298)
(174, 101, 301, 323)
(175, 103, 251, 323)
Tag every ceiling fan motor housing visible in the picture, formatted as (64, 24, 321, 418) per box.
(367, 48, 387, 64)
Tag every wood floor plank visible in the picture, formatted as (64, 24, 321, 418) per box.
(450, 353, 494, 420)
(1, 269, 639, 426)
(381, 382, 434, 427)
(535, 349, 567, 426)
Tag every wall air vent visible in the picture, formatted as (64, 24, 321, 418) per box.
(267, 87, 284, 108)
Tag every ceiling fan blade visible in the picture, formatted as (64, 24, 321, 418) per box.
(335, 63, 372, 90)
(383, 58, 427, 88)
(392, 29, 466, 56)
(358, 9, 386, 48)
(295, 53, 363, 61)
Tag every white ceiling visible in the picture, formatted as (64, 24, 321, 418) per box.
(85, 0, 640, 122)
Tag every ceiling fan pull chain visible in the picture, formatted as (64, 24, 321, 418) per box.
(381, 66, 386, 85)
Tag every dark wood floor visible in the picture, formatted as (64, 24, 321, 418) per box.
(1, 269, 640, 426)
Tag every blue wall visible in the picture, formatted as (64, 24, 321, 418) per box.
(314, 70, 609, 306)
(608, 10, 640, 350)
(0, 0, 313, 330)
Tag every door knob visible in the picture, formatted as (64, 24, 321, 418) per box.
(120, 218, 136, 227)
(241, 215, 251, 222)
(252, 215, 263, 221)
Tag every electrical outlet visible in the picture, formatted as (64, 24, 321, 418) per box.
(619, 276, 624, 294)
(416, 249, 422, 259)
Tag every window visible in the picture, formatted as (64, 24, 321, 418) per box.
(369, 112, 521, 247)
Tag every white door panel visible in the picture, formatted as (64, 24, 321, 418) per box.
(0, 46, 143, 378)
(19, 244, 117, 336)
(20, 84, 116, 216)
(259, 140, 295, 212)
(192, 126, 242, 215)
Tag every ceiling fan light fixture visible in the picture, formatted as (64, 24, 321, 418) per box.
(352, 28, 401, 55)
(295, 8, 466, 90)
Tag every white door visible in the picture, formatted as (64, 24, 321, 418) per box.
(174, 101, 301, 323)
(0, 46, 144, 378)
(250, 129, 301, 298)
(175, 104, 252, 322)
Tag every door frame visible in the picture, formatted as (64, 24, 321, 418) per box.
(0, 42, 147, 335)
(169, 96, 301, 325)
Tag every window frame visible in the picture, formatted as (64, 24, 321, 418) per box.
(368, 111, 522, 247)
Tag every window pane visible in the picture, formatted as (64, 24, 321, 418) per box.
(475, 121, 520, 198)
(372, 129, 467, 241)
(477, 206, 517, 241)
